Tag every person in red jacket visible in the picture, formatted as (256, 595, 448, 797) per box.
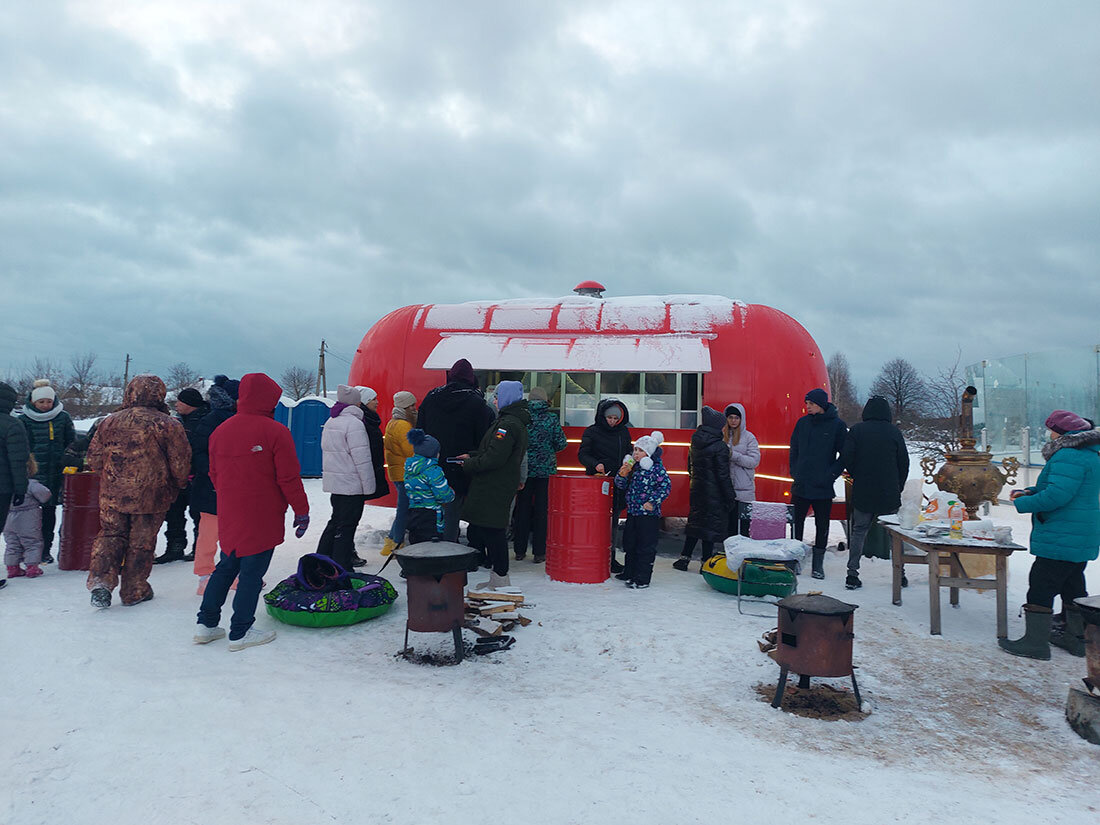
(193, 373, 310, 651)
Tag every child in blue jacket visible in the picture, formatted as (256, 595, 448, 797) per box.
(404, 429, 456, 544)
(614, 431, 672, 588)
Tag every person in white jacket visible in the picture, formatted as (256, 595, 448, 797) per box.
(725, 403, 760, 538)
(316, 385, 376, 569)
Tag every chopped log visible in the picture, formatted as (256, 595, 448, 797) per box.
(466, 590, 524, 603)
(516, 615, 532, 627)
(479, 602, 518, 616)
(465, 618, 503, 637)
(492, 611, 519, 621)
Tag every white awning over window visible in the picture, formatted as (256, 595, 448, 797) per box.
(423, 334, 712, 373)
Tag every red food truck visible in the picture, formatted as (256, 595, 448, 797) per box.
(346, 283, 830, 518)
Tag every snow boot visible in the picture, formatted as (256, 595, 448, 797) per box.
(24, 564, 43, 578)
(0, 579, 6, 590)
(380, 537, 400, 556)
(532, 555, 545, 564)
(41, 551, 54, 564)
(614, 571, 631, 581)
(1050, 607, 1086, 658)
(475, 572, 511, 591)
(811, 548, 826, 580)
(845, 572, 861, 590)
(193, 625, 226, 645)
(6, 565, 25, 578)
(672, 557, 690, 571)
(90, 587, 112, 609)
(154, 548, 185, 565)
(610, 556, 624, 574)
(228, 627, 276, 652)
(998, 605, 1052, 660)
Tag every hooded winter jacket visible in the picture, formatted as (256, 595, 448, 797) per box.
(85, 375, 191, 514)
(686, 407, 737, 541)
(20, 397, 75, 496)
(321, 403, 377, 496)
(841, 396, 909, 515)
(209, 373, 309, 557)
(526, 400, 567, 478)
(724, 403, 760, 502)
(789, 403, 847, 500)
(189, 385, 236, 514)
(360, 405, 389, 500)
(418, 379, 496, 496)
(384, 414, 414, 483)
(578, 399, 633, 475)
(1014, 427, 1100, 563)
(0, 382, 30, 497)
(462, 399, 530, 529)
(614, 447, 672, 517)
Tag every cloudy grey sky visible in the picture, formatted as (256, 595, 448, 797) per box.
(2, 1, 1097, 392)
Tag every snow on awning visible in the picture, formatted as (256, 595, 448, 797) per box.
(423, 334, 712, 373)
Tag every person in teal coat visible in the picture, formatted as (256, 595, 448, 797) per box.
(1000, 410, 1100, 660)
(20, 380, 75, 562)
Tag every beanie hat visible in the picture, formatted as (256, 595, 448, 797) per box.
(393, 390, 417, 409)
(336, 385, 361, 405)
(176, 388, 204, 407)
(1045, 410, 1092, 435)
(225, 379, 240, 401)
(31, 380, 56, 403)
(633, 431, 664, 469)
(447, 358, 476, 386)
(701, 406, 725, 432)
(528, 386, 548, 403)
(495, 380, 523, 409)
(805, 388, 829, 409)
(407, 428, 440, 458)
(355, 386, 377, 405)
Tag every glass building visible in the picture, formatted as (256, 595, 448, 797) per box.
(966, 345, 1100, 466)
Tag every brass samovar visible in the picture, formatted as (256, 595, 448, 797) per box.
(920, 386, 1020, 520)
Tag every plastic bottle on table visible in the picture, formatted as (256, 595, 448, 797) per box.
(948, 500, 965, 537)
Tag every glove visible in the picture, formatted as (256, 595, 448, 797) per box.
(293, 513, 310, 538)
(12, 494, 24, 507)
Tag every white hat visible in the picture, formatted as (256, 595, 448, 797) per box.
(633, 431, 664, 469)
(355, 386, 377, 404)
(31, 380, 56, 403)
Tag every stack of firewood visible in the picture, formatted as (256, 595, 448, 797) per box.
(464, 589, 533, 637)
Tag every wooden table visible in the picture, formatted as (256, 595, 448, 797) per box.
(879, 516, 1025, 638)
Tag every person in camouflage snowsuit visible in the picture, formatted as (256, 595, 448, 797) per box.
(85, 375, 191, 608)
(512, 386, 566, 562)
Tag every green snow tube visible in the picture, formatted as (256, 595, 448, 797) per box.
(701, 554, 797, 598)
(264, 569, 398, 628)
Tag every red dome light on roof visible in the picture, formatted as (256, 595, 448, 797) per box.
(573, 281, 606, 297)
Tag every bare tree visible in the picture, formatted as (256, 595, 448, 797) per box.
(66, 352, 106, 417)
(826, 352, 861, 424)
(166, 362, 201, 393)
(18, 357, 64, 398)
(925, 346, 965, 421)
(280, 366, 314, 401)
(870, 357, 927, 424)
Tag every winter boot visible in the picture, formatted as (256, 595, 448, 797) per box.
(610, 556, 624, 574)
(475, 572, 512, 591)
(24, 564, 43, 578)
(1050, 606, 1086, 657)
(844, 572, 861, 590)
(672, 557, 690, 571)
(380, 537, 399, 556)
(154, 546, 186, 565)
(6, 565, 25, 578)
(90, 587, 112, 609)
(811, 548, 826, 580)
(998, 605, 1052, 660)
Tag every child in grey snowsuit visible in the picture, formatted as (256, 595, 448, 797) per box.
(4, 457, 53, 578)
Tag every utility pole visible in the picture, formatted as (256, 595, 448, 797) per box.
(315, 339, 327, 398)
(122, 353, 131, 387)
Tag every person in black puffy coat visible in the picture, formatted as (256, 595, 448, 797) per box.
(416, 359, 496, 542)
(789, 388, 848, 579)
(354, 387, 389, 502)
(840, 395, 909, 589)
(675, 406, 737, 571)
(577, 398, 633, 573)
(189, 376, 238, 594)
(155, 387, 210, 564)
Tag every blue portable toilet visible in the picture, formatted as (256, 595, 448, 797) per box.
(278, 396, 332, 477)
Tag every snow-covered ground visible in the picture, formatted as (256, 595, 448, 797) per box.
(2, 479, 1098, 825)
